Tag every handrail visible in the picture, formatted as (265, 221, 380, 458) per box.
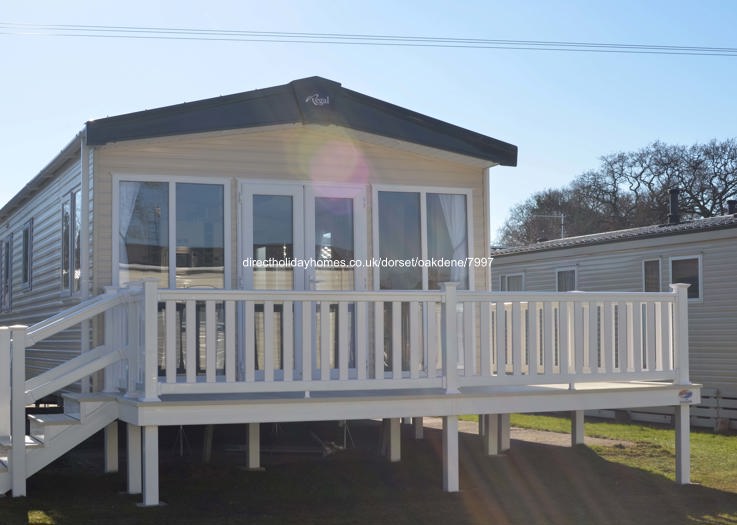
(26, 286, 141, 346)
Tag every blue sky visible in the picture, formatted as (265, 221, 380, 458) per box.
(2, 0, 736, 241)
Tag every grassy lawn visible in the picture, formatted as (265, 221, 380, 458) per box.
(0, 418, 735, 525)
(509, 413, 737, 492)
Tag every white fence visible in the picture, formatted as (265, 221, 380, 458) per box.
(120, 281, 691, 400)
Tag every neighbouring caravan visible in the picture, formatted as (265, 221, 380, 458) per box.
(491, 195, 737, 430)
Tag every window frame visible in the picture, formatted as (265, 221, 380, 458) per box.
(371, 184, 474, 291)
(669, 255, 703, 302)
(112, 174, 232, 289)
(642, 258, 661, 292)
(0, 235, 12, 312)
(61, 189, 82, 295)
(555, 266, 577, 292)
(21, 219, 33, 290)
(500, 273, 524, 291)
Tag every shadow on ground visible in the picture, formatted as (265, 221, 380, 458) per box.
(2, 421, 736, 525)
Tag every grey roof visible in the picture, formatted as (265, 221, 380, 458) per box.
(493, 214, 737, 256)
(1, 76, 517, 222)
(86, 76, 518, 166)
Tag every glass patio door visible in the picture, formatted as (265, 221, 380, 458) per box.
(241, 183, 366, 379)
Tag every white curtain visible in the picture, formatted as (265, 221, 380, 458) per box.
(118, 181, 142, 275)
(437, 194, 468, 287)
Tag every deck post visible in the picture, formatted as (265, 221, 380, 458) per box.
(141, 279, 160, 402)
(675, 404, 691, 484)
(247, 423, 260, 470)
(388, 418, 401, 462)
(442, 415, 459, 492)
(571, 410, 585, 446)
(104, 422, 119, 473)
(0, 328, 10, 439)
(499, 413, 511, 452)
(483, 414, 499, 455)
(670, 284, 690, 385)
(10, 325, 28, 497)
(141, 425, 160, 506)
(126, 424, 142, 494)
(441, 283, 459, 394)
(413, 417, 424, 439)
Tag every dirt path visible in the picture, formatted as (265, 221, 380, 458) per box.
(422, 417, 631, 447)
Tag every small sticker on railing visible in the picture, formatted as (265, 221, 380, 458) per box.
(678, 389, 693, 403)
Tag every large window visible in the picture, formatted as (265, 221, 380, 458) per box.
(117, 179, 227, 288)
(376, 188, 469, 290)
(643, 259, 660, 292)
(62, 189, 82, 292)
(671, 256, 701, 300)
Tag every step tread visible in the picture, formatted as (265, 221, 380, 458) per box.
(0, 435, 43, 449)
(62, 392, 116, 403)
(28, 413, 80, 426)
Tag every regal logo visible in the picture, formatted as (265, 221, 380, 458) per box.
(305, 92, 330, 106)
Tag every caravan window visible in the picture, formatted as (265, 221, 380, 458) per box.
(556, 268, 576, 292)
(643, 259, 660, 292)
(61, 189, 82, 292)
(670, 256, 702, 300)
(117, 178, 228, 288)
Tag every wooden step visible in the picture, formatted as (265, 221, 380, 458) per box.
(62, 393, 115, 422)
(28, 413, 80, 444)
(0, 435, 43, 450)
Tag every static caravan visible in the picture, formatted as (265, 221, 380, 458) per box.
(491, 200, 737, 429)
(0, 77, 699, 502)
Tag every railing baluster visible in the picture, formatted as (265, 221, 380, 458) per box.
(511, 301, 522, 376)
(632, 302, 643, 373)
(646, 301, 656, 370)
(542, 302, 553, 376)
(426, 301, 438, 378)
(245, 300, 255, 382)
(392, 301, 402, 380)
(574, 302, 585, 376)
(480, 302, 491, 377)
(356, 302, 367, 380)
(559, 302, 570, 377)
(658, 301, 670, 371)
(603, 302, 614, 373)
(338, 301, 349, 381)
(374, 301, 384, 380)
(264, 301, 274, 382)
(185, 299, 196, 384)
(165, 301, 176, 384)
(225, 300, 236, 382)
(617, 301, 629, 372)
(206, 300, 216, 383)
(282, 301, 293, 382)
(301, 300, 312, 383)
(527, 302, 538, 377)
(495, 301, 505, 376)
(0, 327, 10, 438)
(463, 301, 475, 377)
(587, 302, 598, 373)
(409, 301, 420, 379)
(320, 301, 330, 381)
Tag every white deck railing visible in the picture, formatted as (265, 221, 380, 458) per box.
(119, 281, 691, 400)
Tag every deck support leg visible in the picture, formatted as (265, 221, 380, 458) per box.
(442, 415, 459, 492)
(141, 425, 159, 506)
(247, 423, 260, 470)
(104, 421, 119, 473)
(483, 415, 499, 456)
(675, 404, 691, 484)
(499, 414, 511, 452)
(478, 414, 485, 437)
(388, 418, 401, 462)
(202, 425, 214, 464)
(126, 424, 142, 495)
(571, 410, 585, 446)
(413, 417, 424, 439)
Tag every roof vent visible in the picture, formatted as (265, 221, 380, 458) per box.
(728, 200, 737, 215)
(668, 188, 680, 225)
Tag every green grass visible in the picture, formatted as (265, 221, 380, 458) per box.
(510, 413, 737, 492)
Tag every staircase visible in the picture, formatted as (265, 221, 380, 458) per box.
(0, 287, 138, 497)
(0, 393, 119, 495)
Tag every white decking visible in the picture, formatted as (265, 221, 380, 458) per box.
(1, 281, 700, 504)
